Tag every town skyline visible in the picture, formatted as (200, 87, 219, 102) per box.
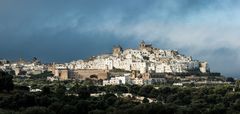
(0, 40, 239, 77)
(1, 41, 225, 86)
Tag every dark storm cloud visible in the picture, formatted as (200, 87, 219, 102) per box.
(0, 0, 239, 76)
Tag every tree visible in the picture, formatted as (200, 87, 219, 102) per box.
(226, 77, 235, 83)
(70, 81, 80, 94)
(59, 104, 77, 114)
(0, 70, 14, 92)
(105, 85, 128, 94)
(88, 109, 105, 114)
(22, 106, 54, 114)
(78, 86, 90, 99)
(48, 102, 64, 114)
(76, 100, 90, 114)
(90, 74, 98, 79)
(41, 86, 51, 95)
(233, 99, 240, 111)
(83, 78, 94, 86)
(32, 57, 38, 62)
(105, 95, 118, 105)
(149, 88, 159, 98)
(138, 85, 154, 97)
(142, 97, 149, 103)
(129, 85, 141, 95)
(55, 85, 66, 97)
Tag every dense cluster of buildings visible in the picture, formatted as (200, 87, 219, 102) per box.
(48, 41, 215, 85)
(0, 58, 47, 76)
(1, 41, 223, 85)
(65, 42, 209, 74)
(64, 41, 209, 74)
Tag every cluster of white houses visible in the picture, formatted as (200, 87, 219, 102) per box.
(0, 41, 215, 85)
(102, 73, 166, 85)
(0, 58, 47, 76)
(64, 41, 209, 74)
(48, 41, 211, 85)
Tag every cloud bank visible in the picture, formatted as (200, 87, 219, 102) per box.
(0, 0, 239, 76)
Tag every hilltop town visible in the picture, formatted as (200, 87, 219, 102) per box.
(0, 41, 238, 114)
(0, 41, 227, 86)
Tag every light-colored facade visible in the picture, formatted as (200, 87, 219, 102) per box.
(63, 41, 209, 75)
(0, 59, 47, 76)
(103, 75, 131, 86)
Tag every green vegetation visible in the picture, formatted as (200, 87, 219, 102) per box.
(0, 71, 240, 114)
(0, 70, 14, 92)
(30, 71, 53, 79)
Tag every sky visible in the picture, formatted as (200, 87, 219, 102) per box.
(0, 0, 239, 77)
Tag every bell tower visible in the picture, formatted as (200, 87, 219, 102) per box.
(139, 40, 146, 50)
(112, 45, 123, 57)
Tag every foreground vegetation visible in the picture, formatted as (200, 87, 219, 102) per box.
(1, 71, 240, 114)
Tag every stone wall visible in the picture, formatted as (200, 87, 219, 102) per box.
(73, 69, 109, 80)
(54, 69, 69, 80)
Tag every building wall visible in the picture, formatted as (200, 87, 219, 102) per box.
(59, 70, 68, 80)
(13, 67, 20, 76)
(74, 69, 109, 80)
(54, 69, 69, 80)
(199, 62, 208, 73)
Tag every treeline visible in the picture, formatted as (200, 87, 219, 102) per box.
(1, 84, 240, 114)
(1, 70, 240, 114)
